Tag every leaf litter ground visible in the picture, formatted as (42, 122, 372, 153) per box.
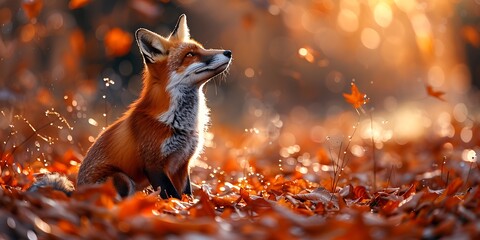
(1, 106, 480, 239)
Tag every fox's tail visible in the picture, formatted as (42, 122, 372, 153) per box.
(27, 173, 75, 196)
(28, 172, 136, 197)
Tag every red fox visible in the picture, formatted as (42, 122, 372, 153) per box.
(30, 14, 232, 199)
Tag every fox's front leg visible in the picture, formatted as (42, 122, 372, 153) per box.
(145, 168, 180, 199)
(171, 163, 192, 196)
(143, 154, 181, 199)
(183, 173, 192, 195)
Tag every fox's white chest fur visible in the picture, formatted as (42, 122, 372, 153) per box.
(158, 84, 208, 174)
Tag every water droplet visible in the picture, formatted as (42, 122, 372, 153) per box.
(7, 217, 15, 228)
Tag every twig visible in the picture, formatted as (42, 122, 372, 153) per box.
(4, 110, 72, 161)
(333, 141, 344, 191)
(0, 111, 14, 158)
(440, 156, 446, 186)
(464, 162, 474, 190)
(0, 133, 13, 158)
(386, 165, 394, 189)
(103, 77, 115, 129)
(328, 146, 335, 192)
(8, 120, 55, 157)
(445, 171, 450, 186)
(370, 112, 376, 192)
(328, 120, 359, 193)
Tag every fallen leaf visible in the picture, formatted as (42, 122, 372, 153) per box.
(402, 183, 417, 199)
(56, 220, 78, 235)
(353, 185, 370, 201)
(71, 179, 118, 207)
(242, 13, 255, 31)
(36, 88, 54, 106)
(104, 28, 133, 57)
(117, 193, 157, 220)
(69, 0, 91, 9)
(397, 192, 424, 212)
(445, 178, 463, 196)
(22, 0, 43, 20)
(69, 29, 86, 56)
(426, 84, 446, 101)
(462, 25, 480, 48)
(293, 187, 338, 206)
(190, 188, 216, 218)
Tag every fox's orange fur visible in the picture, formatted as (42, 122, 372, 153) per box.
(77, 61, 172, 187)
(72, 14, 232, 198)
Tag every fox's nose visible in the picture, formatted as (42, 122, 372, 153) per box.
(223, 50, 232, 58)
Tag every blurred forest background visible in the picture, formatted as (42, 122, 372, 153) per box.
(0, 0, 479, 180)
(2, 1, 480, 238)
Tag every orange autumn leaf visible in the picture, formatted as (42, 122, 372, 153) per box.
(242, 13, 255, 31)
(61, 148, 82, 165)
(462, 25, 480, 48)
(426, 84, 445, 101)
(402, 183, 417, 199)
(57, 220, 79, 235)
(380, 199, 401, 215)
(445, 178, 463, 196)
(353, 185, 370, 201)
(117, 193, 157, 220)
(69, 29, 86, 56)
(36, 87, 54, 106)
(71, 179, 118, 206)
(22, 0, 43, 20)
(1, 152, 14, 166)
(104, 28, 133, 57)
(69, 0, 91, 9)
(343, 83, 368, 108)
(191, 189, 216, 218)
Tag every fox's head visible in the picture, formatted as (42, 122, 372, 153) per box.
(135, 14, 232, 89)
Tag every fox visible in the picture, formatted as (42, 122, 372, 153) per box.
(29, 14, 232, 199)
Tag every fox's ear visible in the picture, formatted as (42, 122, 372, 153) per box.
(135, 28, 168, 63)
(169, 14, 190, 42)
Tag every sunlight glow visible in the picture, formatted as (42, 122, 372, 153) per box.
(298, 47, 308, 56)
(410, 13, 433, 55)
(436, 112, 455, 138)
(394, 0, 416, 14)
(340, 0, 360, 15)
(374, 2, 393, 28)
(350, 144, 365, 157)
(392, 106, 429, 144)
(88, 118, 98, 126)
(462, 149, 477, 162)
(337, 9, 358, 32)
(460, 127, 473, 143)
(453, 103, 468, 122)
(427, 66, 445, 87)
(361, 28, 381, 49)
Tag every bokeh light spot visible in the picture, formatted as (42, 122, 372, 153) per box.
(337, 9, 358, 32)
(374, 2, 393, 28)
(361, 28, 381, 49)
(244, 68, 255, 78)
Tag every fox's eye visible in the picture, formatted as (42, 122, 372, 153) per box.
(185, 52, 194, 57)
